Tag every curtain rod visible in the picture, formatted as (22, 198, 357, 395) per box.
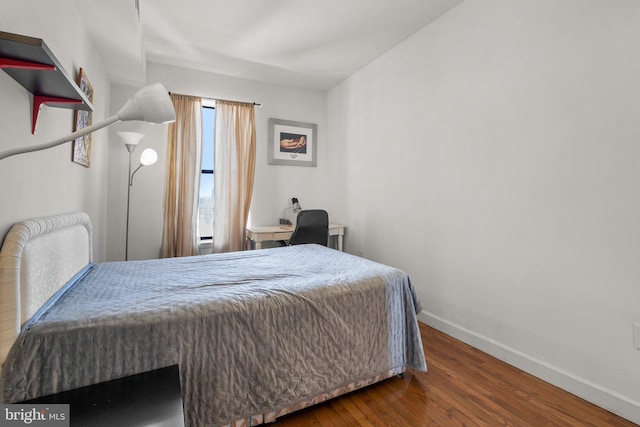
(168, 91, 262, 108)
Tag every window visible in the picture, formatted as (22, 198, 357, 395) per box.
(198, 105, 215, 240)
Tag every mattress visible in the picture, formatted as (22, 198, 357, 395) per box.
(1, 244, 426, 426)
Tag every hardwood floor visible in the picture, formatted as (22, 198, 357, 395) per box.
(274, 322, 638, 426)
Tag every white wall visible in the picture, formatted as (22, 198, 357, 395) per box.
(328, 0, 640, 422)
(0, 0, 110, 261)
(105, 62, 328, 260)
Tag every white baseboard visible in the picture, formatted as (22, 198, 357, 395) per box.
(418, 311, 640, 425)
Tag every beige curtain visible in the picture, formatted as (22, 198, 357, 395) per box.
(213, 100, 256, 253)
(161, 94, 202, 258)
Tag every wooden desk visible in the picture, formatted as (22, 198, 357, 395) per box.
(246, 224, 345, 251)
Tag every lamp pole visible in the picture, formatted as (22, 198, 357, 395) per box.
(125, 143, 136, 261)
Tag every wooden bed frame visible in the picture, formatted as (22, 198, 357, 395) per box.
(0, 212, 92, 365)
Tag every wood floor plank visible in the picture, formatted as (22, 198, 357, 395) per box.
(273, 322, 638, 426)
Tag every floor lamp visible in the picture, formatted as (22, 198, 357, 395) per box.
(118, 131, 158, 261)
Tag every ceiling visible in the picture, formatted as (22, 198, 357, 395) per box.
(75, 0, 463, 91)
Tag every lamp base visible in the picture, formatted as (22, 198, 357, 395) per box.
(279, 218, 292, 225)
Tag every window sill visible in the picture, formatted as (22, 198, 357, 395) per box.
(198, 240, 213, 255)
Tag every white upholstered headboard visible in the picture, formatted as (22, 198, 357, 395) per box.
(0, 212, 93, 365)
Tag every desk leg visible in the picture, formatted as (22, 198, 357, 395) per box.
(254, 241, 262, 250)
(337, 235, 343, 252)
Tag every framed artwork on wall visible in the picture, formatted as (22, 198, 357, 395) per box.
(72, 68, 94, 167)
(268, 118, 317, 167)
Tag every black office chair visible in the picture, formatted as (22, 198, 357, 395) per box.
(288, 209, 329, 246)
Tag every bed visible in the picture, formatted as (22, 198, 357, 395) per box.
(0, 212, 426, 427)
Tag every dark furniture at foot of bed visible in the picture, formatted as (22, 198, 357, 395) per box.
(22, 365, 185, 427)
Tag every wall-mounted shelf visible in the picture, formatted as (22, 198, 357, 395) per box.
(0, 31, 94, 134)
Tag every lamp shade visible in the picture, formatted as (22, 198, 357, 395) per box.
(292, 197, 302, 213)
(116, 83, 176, 124)
(140, 148, 158, 166)
(117, 131, 145, 146)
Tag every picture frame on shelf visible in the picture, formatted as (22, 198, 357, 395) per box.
(72, 68, 93, 167)
(267, 118, 317, 167)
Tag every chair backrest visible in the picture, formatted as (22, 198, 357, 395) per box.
(289, 210, 329, 246)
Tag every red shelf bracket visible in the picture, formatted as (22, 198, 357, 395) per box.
(0, 56, 72, 134)
(32, 96, 82, 134)
(0, 57, 55, 71)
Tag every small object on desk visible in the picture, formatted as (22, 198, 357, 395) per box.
(280, 197, 302, 225)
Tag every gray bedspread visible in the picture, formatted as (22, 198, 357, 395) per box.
(1, 245, 426, 426)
